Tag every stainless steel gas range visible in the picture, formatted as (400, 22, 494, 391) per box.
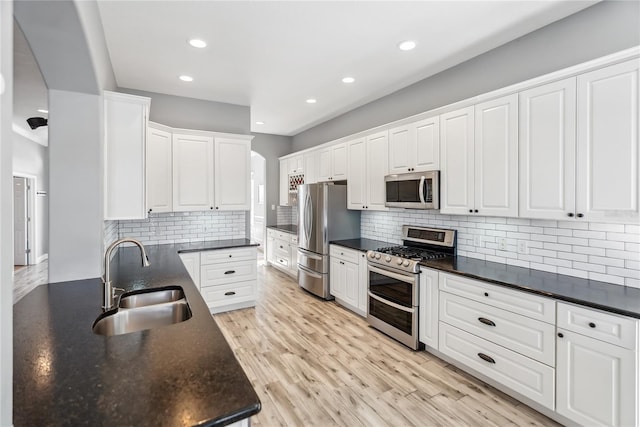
(366, 226, 457, 350)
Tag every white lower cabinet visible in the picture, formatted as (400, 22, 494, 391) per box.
(418, 267, 439, 349)
(329, 245, 367, 317)
(556, 302, 639, 427)
(198, 247, 257, 313)
(178, 252, 200, 289)
(266, 229, 298, 278)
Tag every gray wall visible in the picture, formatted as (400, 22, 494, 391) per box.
(250, 133, 293, 226)
(292, 1, 640, 151)
(118, 88, 251, 135)
(13, 133, 49, 260)
(0, 2, 13, 423)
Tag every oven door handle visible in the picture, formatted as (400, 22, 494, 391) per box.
(368, 291, 414, 314)
(419, 176, 426, 204)
(368, 264, 418, 284)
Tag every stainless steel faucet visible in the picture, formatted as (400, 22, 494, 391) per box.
(103, 238, 150, 310)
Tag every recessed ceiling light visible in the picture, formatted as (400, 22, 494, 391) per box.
(188, 38, 207, 48)
(179, 75, 194, 82)
(398, 40, 416, 51)
(37, 109, 48, 114)
(306, 98, 317, 104)
(255, 121, 265, 125)
(342, 77, 355, 84)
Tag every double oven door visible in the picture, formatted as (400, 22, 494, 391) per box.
(367, 264, 420, 350)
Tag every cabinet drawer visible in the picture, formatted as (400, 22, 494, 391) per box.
(439, 273, 555, 324)
(558, 302, 638, 350)
(201, 260, 257, 286)
(201, 281, 256, 308)
(439, 322, 555, 410)
(275, 257, 289, 268)
(201, 247, 256, 265)
(330, 245, 360, 264)
(274, 240, 290, 257)
(440, 292, 555, 366)
(267, 229, 277, 239)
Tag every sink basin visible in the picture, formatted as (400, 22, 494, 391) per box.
(118, 286, 186, 308)
(93, 286, 192, 336)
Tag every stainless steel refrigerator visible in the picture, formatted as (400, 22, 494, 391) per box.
(297, 183, 361, 299)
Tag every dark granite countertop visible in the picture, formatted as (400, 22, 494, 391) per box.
(14, 241, 261, 427)
(266, 224, 297, 234)
(330, 238, 395, 253)
(422, 256, 640, 319)
(176, 238, 260, 253)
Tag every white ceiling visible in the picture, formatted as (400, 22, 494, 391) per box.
(96, 1, 596, 136)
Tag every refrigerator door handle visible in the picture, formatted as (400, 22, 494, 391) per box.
(298, 264, 323, 279)
(298, 248, 323, 260)
(305, 191, 313, 243)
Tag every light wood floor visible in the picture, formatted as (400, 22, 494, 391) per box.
(13, 260, 48, 304)
(215, 263, 561, 427)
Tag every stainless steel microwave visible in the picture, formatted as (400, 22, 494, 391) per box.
(384, 171, 439, 209)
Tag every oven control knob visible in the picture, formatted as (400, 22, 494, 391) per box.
(403, 260, 410, 267)
(396, 258, 403, 265)
(375, 253, 381, 260)
(368, 252, 375, 259)
(385, 256, 391, 262)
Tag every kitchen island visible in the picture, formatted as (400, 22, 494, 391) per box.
(13, 240, 261, 427)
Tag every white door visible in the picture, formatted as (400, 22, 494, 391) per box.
(414, 116, 440, 172)
(146, 126, 173, 214)
(388, 124, 413, 174)
(475, 94, 519, 217)
(172, 134, 214, 211)
(317, 147, 332, 181)
(440, 106, 475, 215)
(215, 138, 251, 210)
(519, 78, 577, 220)
(332, 143, 348, 180)
(13, 177, 28, 266)
(366, 131, 389, 211)
(557, 329, 637, 427)
(576, 59, 640, 223)
(347, 138, 366, 210)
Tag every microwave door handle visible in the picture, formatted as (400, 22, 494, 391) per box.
(419, 176, 426, 204)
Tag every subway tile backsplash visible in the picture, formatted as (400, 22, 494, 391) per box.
(361, 210, 640, 289)
(106, 211, 246, 247)
(277, 206, 298, 225)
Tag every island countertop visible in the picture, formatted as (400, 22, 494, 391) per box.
(13, 240, 261, 427)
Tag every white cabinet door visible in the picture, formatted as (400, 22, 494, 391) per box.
(474, 94, 518, 217)
(266, 235, 276, 264)
(330, 257, 346, 300)
(414, 116, 440, 172)
(146, 126, 172, 214)
(576, 59, 640, 223)
(104, 91, 150, 220)
(366, 131, 389, 211)
(557, 329, 637, 427)
(279, 158, 289, 206)
(419, 267, 439, 349)
(304, 151, 317, 184)
(332, 143, 348, 180)
(317, 147, 332, 182)
(289, 154, 304, 173)
(388, 124, 412, 174)
(214, 137, 250, 210)
(344, 260, 359, 309)
(358, 252, 368, 315)
(172, 133, 214, 211)
(179, 252, 200, 289)
(347, 138, 367, 210)
(440, 106, 475, 215)
(519, 78, 577, 220)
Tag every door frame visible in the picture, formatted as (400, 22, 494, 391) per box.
(12, 172, 37, 265)
(250, 151, 267, 261)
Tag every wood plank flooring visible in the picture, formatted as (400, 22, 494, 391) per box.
(214, 263, 561, 427)
(13, 260, 48, 304)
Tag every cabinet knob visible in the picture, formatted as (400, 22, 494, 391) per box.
(484, 292, 489, 297)
(148, 208, 153, 213)
(210, 206, 214, 210)
(363, 206, 365, 209)
(557, 332, 564, 338)
(577, 213, 584, 218)
(229, 255, 232, 258)
(340, 261, 344, 265)
(474, 209, 478, 213)
(469, 209, 473, 213)
(567, 212, 574, 217)
(589, 322, 596, 328)
(216, 206, 219, 210)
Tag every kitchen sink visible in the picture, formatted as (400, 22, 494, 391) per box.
(118, 286, 186, 308)
(93, 287, 192, 336)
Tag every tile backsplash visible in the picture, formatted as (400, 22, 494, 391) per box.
(277, 206, 298, 225)
(361, 210, 640, 288)
(106, 211, 246, 247)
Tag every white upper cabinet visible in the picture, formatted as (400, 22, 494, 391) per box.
(576, 59, 639, 223)
(172, 133, 214, 212)
(389, 116, 440, 174)
(440, 106, 475, 215)
(304, 151, 317, 184)
(288, 154, 304, 174)
(519, 78, 577, 220)
(104, 91, 150, 220)
(347, 131, 388, 211)
(441, 95, 518, 217)
(474, 95, 519, 217)
(317, 143, 347, 181)
(146, 125, 172, 214)
(214, 137, 251, 211)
